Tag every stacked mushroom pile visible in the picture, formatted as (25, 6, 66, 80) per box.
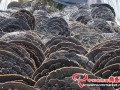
(0, 1, 119, 90)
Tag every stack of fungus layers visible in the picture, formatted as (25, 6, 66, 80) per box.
(0, 1, 119, 90)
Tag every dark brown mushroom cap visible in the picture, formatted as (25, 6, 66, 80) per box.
(94, 63, 120, 78)
(36, 17, 70, 36)
(70, 22, 98, 35)
(97, 40, 120, 49)
(37, 23, 67, 36)
(11, 9, 35, 30)
(11, 11, 28, 23)
(87, 18, 114, 33)
(105, 56, 120, 67)
(0, 82, 37, 90)
(34, 76, 47, 89)
(91, 4, 115, 21)
(92, 39, 120, 50)
(1, 31, 46, 52)
(32, 58, 81, 81)
(0, 74, 35, 86)
(0, 40, 29, 57)
(49, 50, 94, 71)
(0, 50, 34, 77)
(9, 44, 37, 70)
(9, 40, 45, 68)
(45, 36, 81, 48)
(26, 30, 47, 51)
(70, 9, 92, 24)
(92, 49, 120, 73)
(47, 17, 68, 27)
(101, 70, 113, 78)
(19, 9, 35, 30)
(90, 4, 115, 16)
(35, 76, 101, 90)
(34, 67, 101, 90)
(74, 32, 104, 49)
(86, 47, 115, 63)
(2, 24, 23, 33)
(45, 42, 87, 57)
(0, 43, 36, 70)
(35, 16, 48, 29)
(0, 18, 30, 32)
(0, 41, 36, 70)
(47, 67, 93, 80)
